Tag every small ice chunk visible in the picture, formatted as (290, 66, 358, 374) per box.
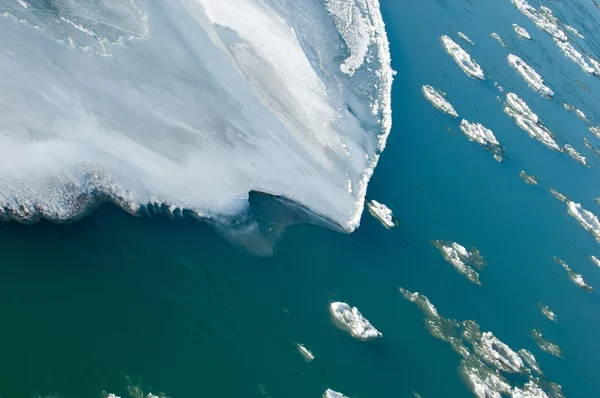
(589, 56, 600, 75)
(17, 0, 29, 8)
(510, 0, 567, 41)
(590, 255, 600, 268)
(513, 24, 531, 40)
(330, 302, 382, 340)
(434, 241, 486, 285)
(531, 329, 563, 358)
(460, 120, 505, 162)
(296, 343, 315, 362)
(323, 389, 348, 398)
(566, 201, 600, 244)
(584, 138, 600, 156)
(518, 349, 542, 374)
(555, 256, 593, 292)
(565, 25, 584, 39)
(491, 32, 509, 48)
(367, 199, 396, 228)
(553, 38, 596, 74)
(422, 85, 459, 117)
(512, 380, 549, 398)
(458, 31, 474, 45)
(504, 93, 562, 152)
(589, 126, 600, 139)
(478, 331, 525, 373)
(460, 355, 512, 398)
(519, 171, 538, 185)
(507, 55, 554, 97)
(550, 188, 568, 202)
(538, 303, 557, 322)
(564, 144, 589, 167)
(441, 35, 485, 80)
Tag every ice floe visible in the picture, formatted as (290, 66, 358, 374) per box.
(562, 103, 589, 122)
(330, 302, 381, 340)
(367, 199, 397, 228)
(491, 32, 509, 48)
(504, 93, 562, 152)
(462, 321, 525, 373)
(591, 255, 600, 268)
(564, 144, 589, 167)
(538, 303, 557, 322)
(510, 0, 567, 41)
(550, 188, 567, 202)
(460, 120, 505, 162)
(297, 343, 314, 361)
(323, 389, 348, 398)
(433, 241, 486, 285)
(512, 380, 550, 398)
(566, 201, 600, 243)
(589, 126, 600, 139)
(555, 256, 593, 291)
(458, 31, 474, 45)
(513, 24, 531, 40)
(531, 330, 563, 358)
(507, 55, 554, 97)
(583, 138, 600, 156)
(553, 38, 596, 74)
(518, 349, 542, 374)
(565, 25, 584, 39)
(422, 85, 459, 117)
(589, 56, 600, 75)
(519, 171, 539, 185)
(441, 35, 485, 80)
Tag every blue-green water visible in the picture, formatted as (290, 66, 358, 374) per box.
(2, 0, 600, 397)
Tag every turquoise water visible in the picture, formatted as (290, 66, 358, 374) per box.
(2, 0, 600, 397)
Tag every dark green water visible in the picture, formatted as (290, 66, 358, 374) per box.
(3, 0, 600, 397)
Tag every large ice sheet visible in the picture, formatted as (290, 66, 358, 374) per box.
(0, 0, 393, 243)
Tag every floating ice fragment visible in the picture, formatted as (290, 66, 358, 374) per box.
(519, 171, 538, 185)
(538, 303, 557, 322)
(531, 330, 563, 358)
(566, 201, 600, 244)
(550, 188, 567, 202)
(564, 145, 589, 167)
(589, 56, 600, 75)
(296, 343, 314, 361)
(504, 93, 562, 152)
(565, 25, 584, 39)
(555, 256, 593, 292)
(591, 255, 600, 268)
(459, 120, 505, 162)
(553, 39, 596, 74)
(460, 355, 512, 398)
(422, 85, 459, 117)
(441, 35, 485, 80)
(330, 302, 381, 340)
(518, 349, 542, 374)
(323, 389, 348, 398)
(510, 0, 567, 41)
(512, 380, 549, 398)
(513, 24, 531, 40)
(433, 241, 486, 285)
(583, 138, 600, 156)
(491, 32, 509, 48)
(507, 55, 554, 97)
(458, 31, 474, 45)
(367, 199, 397, 228)
(589, 126, 600, 139)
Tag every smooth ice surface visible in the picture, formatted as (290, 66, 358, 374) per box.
(422, 85, 459, 117)
(0, 0, 393, 238)
(513, 24, 531, 40)
(459, 120, 505, 162)
(553, 39, 596, 74)
(555, 257, 593, 292)
(330, 302, 382, 340)
(519, 171, 538, 185)
(458, 31, 474, 45)
(507, 55, 554, 97)
(441, 35, 485, 80)
(504, 93, 562, 152)
(367, 199, 396, 228)
(323, 389, 348, 398)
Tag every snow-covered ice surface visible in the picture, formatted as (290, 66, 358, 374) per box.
(510, 0, 567, 41)
(591, 255, 600, 268)
(564, 145, 589, 167)
(555, 257, 593, 292)
(566, 201, 600, 244)
(519, 171, 539, 185)
(458, 31, 474, 45)
(553, 38, 596, 74)
(590, 126, 600, 139)
(323, 389, 348, 398)
(399, 288, 563, 398)
(460, 120, 505, 162)
(433, 241, 486, 285)
(507, 55, 554, 97)
(330, 302, 382, 340)
(0, 0, 393, 251)
(531, 329, 563, 358)
(441, 35, 485, 80)
(513, 24, 531, 40)
(539, 303, 557, 322)
(367, 199, 397, 228)
(422, 85, 459, 117)
(504, 93, 562, 152)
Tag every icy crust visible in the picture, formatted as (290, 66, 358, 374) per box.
(441, 35, 485, 80)
(531, 330, 563, 358)
(399, 288, 563, 398)
(564, 145, 589, 167)
(458, 32, 474, 45)
(555, 256, 593, 292)
(433, 241, 486, 285)
(566, 201, 600, 244)
(553, 38, 596, 74)
(422, 85, 459, 117)
(538, 303, 557, 322)
(513, 24, 531, 40)
(330, 302, 381, 340)
(507, 55, 554, 97)
(323, 389, 348, 398)
(504, 93, 562, 152)
(0, 0, 394, 237)
(367, 199, 396, 228)
(460, 120, 505, 162)
(491, 32, 508, 48)
(510, 0, 567, 41)
(519, 171, 539, 185)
